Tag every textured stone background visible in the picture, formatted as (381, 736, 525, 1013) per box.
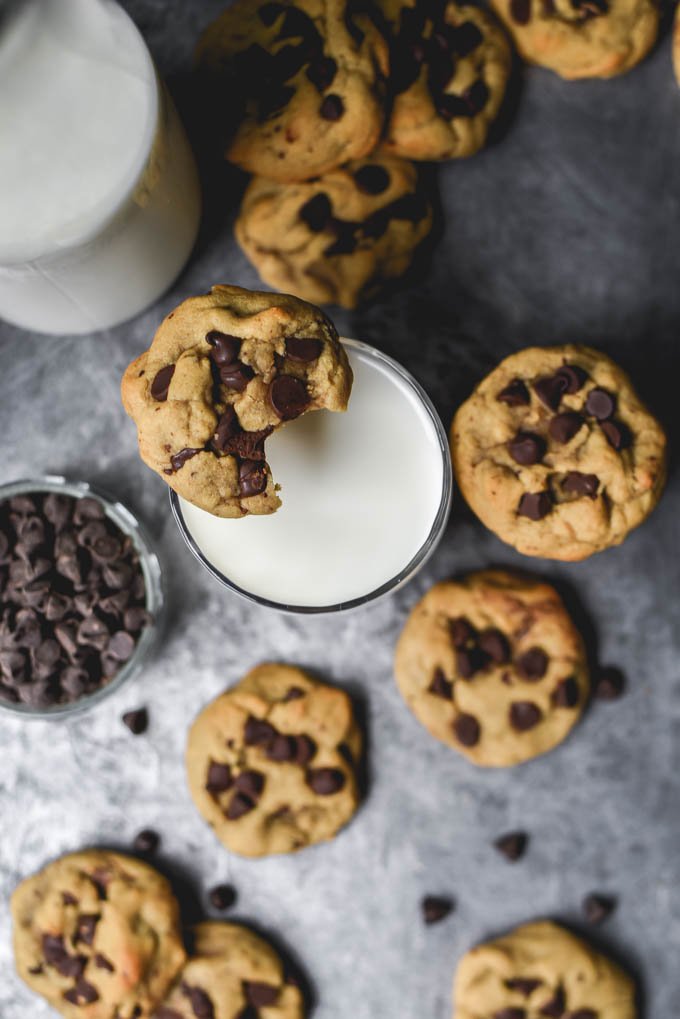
(1, 1, 680, 1015)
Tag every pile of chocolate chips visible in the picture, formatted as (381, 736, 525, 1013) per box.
(0, 491, 149, 710)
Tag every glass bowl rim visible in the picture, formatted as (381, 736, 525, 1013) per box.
(0, 475, 163, 719)
(170, 337, 453, 615)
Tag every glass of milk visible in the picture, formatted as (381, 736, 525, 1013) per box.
(0, 0, 201, 334)
(171, 340, 453, 614)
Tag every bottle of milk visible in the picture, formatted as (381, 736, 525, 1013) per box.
(0, 0, 201, 334)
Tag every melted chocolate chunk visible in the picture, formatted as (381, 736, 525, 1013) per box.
(258, 84, 295, 120)
(269, 375, 310, 419)
(518, 491, 552, 520)
(354, 164, 391, 194)
(267, 734, 297, 761)
(170, 448, 202, 472)
(282, 685, 306, 701)
(306, 55, 337, 91)
(286, 337, 322, 362)
(207, 331, 241, 366)
(539, 986, 565, 1016)
(94, 953, 115, 971)
(437, 93, 473, 119)
(563, 472, 599, 498)
(219, 361, 254, 392)
(421, 895, 454, 924)
(239, 460, 268, 498)
(74, 913, 99, 946)
(509, 0, 531, 22)
(456, 646, 490, 679)
(585, 387, 615, 420)
(508, 432, 545, 466)
(206, 761, 233, 794)
(449, 616, 476, 648)
(63, 979, 100, 1005)
(449, 21, 484, 56)
(244, 981, 280, 1007)
(307, 767, 345, 794)
(258, 2, 284, 25)
(324, 223, 358, 255)
(182, 984, 215, 1019)
(320, 94, 344, 120)
(227, 793, 257, 820)
(516, 647, 548, 682)
(150, 365, 175, 402)
(479, 629, 511, 664)
(509, 701, 542, 731)
(235, 770, 265, 799)
(300, 192, 333, 232)
(506, 978, 543, 997)
(463, 79, 489, 114)
(551, 676, 579, 708)
(549, 412, 584, 444)
(498, 379, 530, 406)
(244, 716, 277, 745)
(429, 667, 453, 699)
(453, 713, 480, 746)
(211, 407, 239, 453)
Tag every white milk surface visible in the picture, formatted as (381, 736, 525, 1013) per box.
(178, 344, 447, 608)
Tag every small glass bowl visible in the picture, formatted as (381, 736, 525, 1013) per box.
(0, 476, 163, 719)
(171, 338, 453, 615)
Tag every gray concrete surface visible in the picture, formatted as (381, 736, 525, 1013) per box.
(1, 2, 679, 1016)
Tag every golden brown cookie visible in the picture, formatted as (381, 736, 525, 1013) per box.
(121, 285, 352, 518)
(11, 850, 186, 1019)
(490, 0, 658, 79)
(379, 0, 511, 160)
(196, 0, 389, 182)
(451, 345, 667, 561)
(155, 922, 304, 1019)
(394, 570, 588, 767)
(235, 154, 432, 308)
(453, 920, 636, 1019)
(186, 663, 362, 857)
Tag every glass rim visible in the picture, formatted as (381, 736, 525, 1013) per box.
(170, 337, 453, 616)
(0, 475, 163, 719)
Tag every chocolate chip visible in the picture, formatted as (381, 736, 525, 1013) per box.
(306, 55, 337, 90)
(123, 606, 150, 633)
(235, 770, 265, 799)
(206, 762, 233, 794)
(600, 419, 631, 451)
(94, 953, 114, 971)
(244, 716, 277, 745)
(42, 934, 68, 967)
(429, 668, 453, 699)
(585, 387, 615, 420)
(43, 493, 72, 530)
(182, 984, 215, 1019)
(77, 615, 110, 651)
(73, 497, 104, 524)
(479, 629, 510, 664)
(516, 647, 548, 681)
(267, 734, 297, 761)
(563, 471, 599, 498)
(107, 631, 135, 662)
(555, 364, 587, 393)
(150, 365, 175, 401)
(171, 447, 202, 472)
(320, 93, 344, 120)
(453, 713, 480, 746)
(282, 685, 306, 701)
(508, 432, 545, 466)
(286, 337, 322, 362)
(227, 793, 256, 820)
(74, 914, 99, 946)
(494, 1010, 526, 1019)
(510, 701, 542, 731)
(534, 374, 566, 411)
(239, 460, 268, 498)
(122, 708, 148, 735)
(62, 892, 78, 906)
(307, 767, 345, 794)
(354, 165, 391, 195)
(324, 224, 357, 255)
(209, 884, 237, 910)
(463, 79, 489, 114)
(211, 407, 239, 454)
(509, 0, 531, 22)
(551, 676, 579, 708)
(549, 412, 584, 444)
(207, 331, 241, 366)
(506, 978, 543, 996)
(594, 666, 625, 700)
(269, 375, 310, 420)
(219, 361, 254, 392)
(298, 734, 318, 766)
(540, 987, 566, 1016)
(456, 646, 489, 679)
(494, 831, 528, 861)
(299, 193, 332, 232)
(421, 895, 454, 924)
(518, 491, 552, 520)
(583, 892, 617, 924)
(133, 829, 159, 854)
(498, 379, 530, 406)
(61, 668, 89, 699)
(63, 979, 99, 1005)
(244, 982, 280, 1007)
(449, 21, 484, 55)
(449, 617, 476, 648)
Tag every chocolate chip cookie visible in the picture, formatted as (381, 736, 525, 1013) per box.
(490, 0, 658, 79)
(196, 0, 389, 182)
(394, 570, 588, 767)
(11, 850, 186, 1019)
(155, 922, 304, 1019)
(451, 345, 667, 561)
(121, 285, 352, 518)
(379, 0, 511, 160)
(235, 155, 433, 308)
(453, 920, 636, 1019)
(186, 663, 362, 857)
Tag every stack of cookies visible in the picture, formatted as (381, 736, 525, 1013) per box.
(196, 0, 513, 308)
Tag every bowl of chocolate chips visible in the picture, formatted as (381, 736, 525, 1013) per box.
(0, 476, 162, 717)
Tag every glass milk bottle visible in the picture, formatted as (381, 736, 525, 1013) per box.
(0, 0, 201, 334)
